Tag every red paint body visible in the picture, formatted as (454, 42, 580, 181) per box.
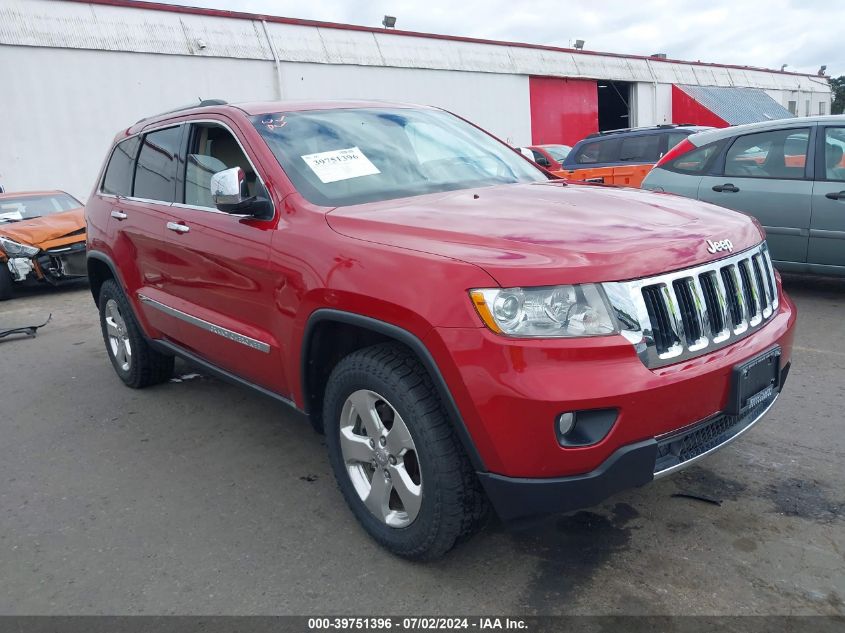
(529, 77, 598, 146)
(672, 85, 730, 128)
(86, 101, 796, 480)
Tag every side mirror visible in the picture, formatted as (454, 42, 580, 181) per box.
(209, 167, 273, 219)
(210, 167, 246, 207)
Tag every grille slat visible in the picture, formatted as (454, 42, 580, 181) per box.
(751, 254, 771, 316)
(642, 285, 676, 354)
(721, 265, 744, 329)
(762, 251, 778, 308)
(738, 259, 760, 323)
(620, 244, 779, 368)
(699, 272, 725, 336)
(672, 278, 702, 345)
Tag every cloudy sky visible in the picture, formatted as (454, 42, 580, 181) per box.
(158, 0, 842, 77)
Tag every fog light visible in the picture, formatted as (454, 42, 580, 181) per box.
(557, 412, 576, 437)
(555, 409, 619, 447)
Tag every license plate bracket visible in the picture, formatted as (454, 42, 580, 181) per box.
(727, 346, 781, 415)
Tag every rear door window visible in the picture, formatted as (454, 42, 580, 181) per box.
(619, 134, 661, 162)
(724, 128, 810, 180)
(822, 128, 845, 181)
(666, 142, 722, 174)
(665, 132, 689, 154)
(573, 139, 617, 164)
(133, 126, 182, 202)
(530, 150, 551, 167)
(101, 136, 140, 196)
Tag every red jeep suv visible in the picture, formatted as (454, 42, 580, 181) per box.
(86, 100, 796, 559)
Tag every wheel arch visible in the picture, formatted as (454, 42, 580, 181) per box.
(86, 251, 122, 307)
(301, 309, 486, 471)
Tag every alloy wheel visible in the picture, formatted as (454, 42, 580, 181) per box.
(339, 389, 423, 528)
(104, 298, 132, 372)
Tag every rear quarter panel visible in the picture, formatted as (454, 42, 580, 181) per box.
(641, 167, 704, 199)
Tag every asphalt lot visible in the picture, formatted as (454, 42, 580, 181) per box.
(1, 275, 843, 616)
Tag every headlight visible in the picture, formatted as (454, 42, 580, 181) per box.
(0, 236, 39, 258)
(470, 284, 618, 338)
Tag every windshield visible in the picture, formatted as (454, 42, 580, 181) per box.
(544, 145, 572, 162)
(252, 108, 547, 207)
(0, 193, 81, 223)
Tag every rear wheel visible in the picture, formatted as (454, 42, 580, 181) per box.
(98, 279, 174, 388)
(323, 343, 488, 560)
(0, 262, 14, 301)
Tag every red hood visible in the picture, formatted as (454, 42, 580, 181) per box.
(325, 182, 763, 287)
(0, 208, 85, 249)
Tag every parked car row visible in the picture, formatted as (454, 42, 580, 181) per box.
(521, 115, 845, 275)
(546, 124, 710, 187)
(83, 99, 796, 559)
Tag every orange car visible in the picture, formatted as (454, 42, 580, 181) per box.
(552, 124, 713, 188)
(0, 190, 87, 300)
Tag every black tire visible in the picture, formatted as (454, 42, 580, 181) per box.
(98, 279, 174, 388)
(324, 343, 489, 560)
(0, 262, 14, 301)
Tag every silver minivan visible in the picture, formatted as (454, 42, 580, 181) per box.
(643, 115, 845, 276)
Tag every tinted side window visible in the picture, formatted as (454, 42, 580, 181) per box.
(823, 128, 845, 182)
(101, 137, 140, 196)
(666, 142, 722, 174)
(724, 128, 809, 180)
(134, 126, 182, 202)
(574, 140, 616, 164)
(665, 132, 689, 153)
(530, 150, 550, 167)
(619, 134, 661, 162)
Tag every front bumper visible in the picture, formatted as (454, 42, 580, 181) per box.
(5, 242, 87, 283)
(423, 285, 796, 521)
(477, 376, 787, 523)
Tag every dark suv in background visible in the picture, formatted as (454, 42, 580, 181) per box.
(556, 124, 712, 187)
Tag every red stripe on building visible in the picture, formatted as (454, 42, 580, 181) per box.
(671, 85, 730, 128)
(529, 77, 598, 146)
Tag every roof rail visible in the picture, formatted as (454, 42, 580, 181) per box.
(135, 98, 229, 124)
(585, 123, 698, 139)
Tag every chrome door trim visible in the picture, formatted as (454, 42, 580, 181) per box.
(138, 294, 271, 353)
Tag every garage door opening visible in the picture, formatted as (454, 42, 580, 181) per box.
(598, 80, 631, 132)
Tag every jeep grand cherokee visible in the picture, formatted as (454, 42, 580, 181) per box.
(85, 100, 795, 559)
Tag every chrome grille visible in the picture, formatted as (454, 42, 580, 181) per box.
(604, 243, 779, 369)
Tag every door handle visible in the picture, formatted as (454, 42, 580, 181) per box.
(712, 184, 740, 193)
(166, 222, 190, 234)
(825, 191, 845, 201)
(110, 209, 128, 220)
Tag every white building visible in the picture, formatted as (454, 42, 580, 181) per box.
(0, 0, 833, 199)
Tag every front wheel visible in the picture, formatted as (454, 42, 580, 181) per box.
(98, 279, 174, 388)
(323, 343, 488, 560)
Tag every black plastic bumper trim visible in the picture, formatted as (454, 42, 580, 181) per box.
(477, 438, 658, 524)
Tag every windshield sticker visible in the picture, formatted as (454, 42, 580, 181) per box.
(261, 115, 287, 131)
(301, 147, 381, 184)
